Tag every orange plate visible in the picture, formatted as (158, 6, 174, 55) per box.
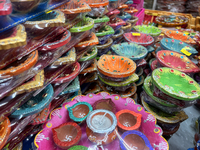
(0, 117, 11, 149)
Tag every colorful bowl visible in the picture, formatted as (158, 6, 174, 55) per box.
(120, 22, 132, 33)
(80, 60, 97, 74)
(0, 117, 11, 149)
(60, 77, 80, 95)
(97, 38, 113, 56)
(68, 145, 88, 150)
(134, 25, 161, 37)
(127, 16, 138, 27)
(92, 98, 116, 113)
(111, 42, 148, 61)
(0, 0, 12, 15)
(79, 47, 98, 62)
(97, 55, 136, 78)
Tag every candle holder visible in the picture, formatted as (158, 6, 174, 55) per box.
(68, 145, 88, 150)
(79, 47, 98, 62)
(134, 25, 161, 37)
(0, 117, 11, 149)
(0, 0, 12, 15)
(96, 25, 114, 45)
(107, 18, 126, 31)
(112, 29, 124, 44)
(52, 122, 82, 149)
(92, 98, 116, 113)
(68, 102, 93, 122)
(92, 15, 110, 32)
(86, 109, 117, 145)
(80, 60, 97, 74)
(120, 130, 153, 150)
(120, 22, 131, 33)
(96, 38, 113, 56)
(118, 12, 132, 21)
(127, 16, 138, 27)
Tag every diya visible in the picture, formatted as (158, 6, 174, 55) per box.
(80, 60, 97, 75)
(135, 75, 144, 87)
(134, 25, 161, 37)
(116, 109, 142, 131)
(84, 82, 101, 95)
(118, 12, 132, 21)
(120, 22, 132, 33)
(79, 47, 98, 62)
(0, 117, 11, 149)
(68, 145, 88, 150)
(0, 0, 12, 15)
(68, 102, 93, 122)
(52, 122, 82, 149)
(107, 18, 126, 31)
(96, 38, 113, 56)
(120, 130, 153, 150)
(92, 98, 116, 113)
(92, 15, 110, 32)
(86, 109, 118, 145)
(112, 29, 124, 44)
(124, 7, 138, 15)
(106, 9, 120, 21)
(150, 59, 158, 71)
(107, 0, 119, 12)
(127, 16, 138, 27)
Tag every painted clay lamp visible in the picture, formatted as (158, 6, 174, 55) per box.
(136, 67, 143, 77)
(106, 9, 120, 22)
(0, 50, 38, 77)
(10, 84, 54, 118)
(0, 24, 26, 50)
(156, 50, 200, 74)
(164, 30, 196, 45)
(124, 7, 138, 15)
(107, 17, 126, 30)
(150, 59, 158, 71)
(0, 117, 11, 149)
(84, 82, 101, 95)
(68, 102, 93, 122)
(0, 0, 12, 15)
(127, 16, 138, 27)
(52, 62, 80, 84)
(68, 145, 88, 150)
(92, 98, 116, 113)
(118, 12, 132, 21)
(24, 10, 65, 38)
(125, 0, 133, 5)
(86, 109, 118, 145)
(79, 46, 98, 62)
(120, 130, 153, 150)
(111, 42, 148, 61)
(92, 15, 110, 32)
(112, 29, 124, 43)
(135, 75, 144, 87)
(52, 122, 82, 149)
(134, 25, 161, 37)
(120, 22, 131, 33)
(96, 38, 113, 56)
(160, 38, 198, 55)
(80, 60, 97, 74)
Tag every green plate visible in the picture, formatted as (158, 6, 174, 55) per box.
(95, 25, 114, 37)
(134, 25, 161, 37)
(92, 15, 110, 24)
(79, 46, 97, 62)
(143, 76, 177, 107)
(152, 67, 200, 101)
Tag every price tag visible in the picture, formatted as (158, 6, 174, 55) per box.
(181, 48, 192, 56)
(183, 31, 189, 35)
(132, 33, 141, 36)
(46, 10, 52, 14)
(176, 26, 181, 29)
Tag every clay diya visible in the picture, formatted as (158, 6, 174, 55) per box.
(96, 38, 113, 56)
(13, 142, 22, 150)
(52, 122, 82, 149)
(107, 18, 126, 30)
(80, 60, 97, 74)
(60, 77, 80, 95)
(0, 117, 11, 149)
(84, 82, 101, 95)
(95, 25, 114, 45)
(69, 17, 94, 33)
(79, 47, 98, 62)
(0, 0, 12, 15)
(24, 10, 65, 38)
(164, 30, 196, 45)
(68, 145, 88, 150)
(111, 42, 148, 61)
(120, 130, 153, 150)
(86, 109, 118, 145)
(112, 29, 124, 44)
(120, 22, 132, 33)
(106, 9, 120, 20)
(118, 12, 132, 21)
(0, 50, 38, 77)
(156, 50, 200, 74)
(125, 0, 133, 5)
(136, 67, 143, 77)
(10, 84, 54, 118)
(68, 102, 93, 122)
(97, 55, 136, 79)
(160, 38, 198, 55)
(108, 0, 119, 12)
(127, 16, 138, 27)
(135, 75, 144, 87)
(92, 15, 110, 32)
(116, 109, 142, 131)
(0, 24, 26, 50)
(52, 62, 81, 84)
(123, 32, 154, 47)
(150, 59, 158, 71)
(124, 7, 138, 15)
(134, 25, 161, 37)
(92, 98, 116, 113)
(155, 15, 189, 27)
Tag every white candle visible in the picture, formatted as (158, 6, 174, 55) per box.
(92, 115, 112, 130)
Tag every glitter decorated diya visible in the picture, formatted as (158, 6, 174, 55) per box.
(86, 109, 117, 145)
(112, 29, 124, 44)
(120, 22, 132, 33)
(52, 122, 82, 149)
(79, 47, 98, 62)
(68, 145, 88, 150)
(92, 15, 110, 32)
(92, 98, 116, 113)
(96, 38, 113, 56)
(134, 25, 161, 37)
(0, 117, 11, 149)
(0, 0, 12, 15)
(127, 16, 138, 27)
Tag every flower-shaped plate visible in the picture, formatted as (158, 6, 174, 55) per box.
(165, 30, 196, 45)
(34, 92, 169, 150)
(0, 117, 11, 149)
(134, 25, 161, 37)
(111, 42, 148, 61)
(160, 38, 198, 55)
(97, 55, 136, 78)
(152, 67, 200, 101)
(0, 0, 12, 15)
(123, 32, 154, 47)
(79, 47, 98, 62)
(156, 50, 200, 74)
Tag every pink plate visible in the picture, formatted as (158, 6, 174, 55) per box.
(34, 92, 168, 150)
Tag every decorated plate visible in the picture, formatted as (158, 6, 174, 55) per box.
(134, 25, 161, 37)
(34, 92, 169, 150)
(111, 42, 148, 61)
(152, 67, 200, 101)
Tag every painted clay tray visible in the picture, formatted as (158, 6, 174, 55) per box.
(160, 38, 198, 55)
(111, 42, 148, 61)
(34, 92, 168, 150)
(124, 7, 138, 14)
(165, 30, 196, 45)
(79, 47, 97, 62)
(0, 0, 12, 15)
(95, 25, 114, 37)
(69, 18, 94, 33)
(10, 84, 54, 118)
(134, 25, 161, 37)
(80, 60, 97, 74)
(60, 77, 80, 95)
(92, 15, 110, 24)
(152, 67, 200, 101)
(156, 50, 200, 74)
(0, 117, 11, 149)
(0, 24, 26, 50)
(97, 55, 136, 78)
(0, 50, 38, 77)
(141, 97, 188, 124)
(123, 32, 154, 47)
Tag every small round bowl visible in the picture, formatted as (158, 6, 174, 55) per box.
(116, 109, 142, 131)
(134, 25, 162, 37)
(52, 122, 82, 149)
(0, 117, 11, 149)
(92, 98, 116, 113)
(68, 102, 93, 122)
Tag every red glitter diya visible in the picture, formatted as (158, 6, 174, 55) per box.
(116, 109, 142, 131)
(107, 18, 126, 30)
(92, 98, 116, 113)
(0, 0, 12, 15)
(52, 122, 82, 149)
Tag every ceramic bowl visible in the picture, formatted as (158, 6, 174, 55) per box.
(0, 0, 12, 15)
(79, 46, 98, 62)
(68, 102, 93, 122)
(120, 22, 132, 33)
(111, 42, 148, 61)
(97, 38, 113, 56)
(127, 16, 138, 27)
(120, 130, 153, 150)
(0, 50, 38, 77)
(68, 145, 88, 150)
(11, 84, 54, 118)
(97, 55, 136, 78)
(160, 38, 198, 55)
(92, 98, 116, 113)
(96, 25, 114, 45)
(164, 30, 196, 45)
(124, 7, 138, 14)
(52, 122, 82, 149)
(0, 117, 11, 149)
(24, 10, 65, 38)
(0, 24, 26, 50)
(134, 25, 162, 37)
(156, 50, 200, 74)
